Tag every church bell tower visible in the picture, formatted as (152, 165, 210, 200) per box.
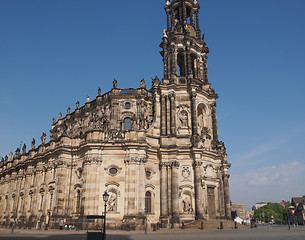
(160, 0, 210, 87)
(150, 0, 231, 224)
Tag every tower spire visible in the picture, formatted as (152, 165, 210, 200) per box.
(160, 0, 209, 87)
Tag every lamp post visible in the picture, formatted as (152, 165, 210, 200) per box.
(11, 209, 17, 233)
(102, 191, 109, 240)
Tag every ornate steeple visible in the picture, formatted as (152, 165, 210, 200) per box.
(160, 0, 210, 87)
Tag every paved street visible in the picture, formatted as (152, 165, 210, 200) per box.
(0, 225, 304, 240)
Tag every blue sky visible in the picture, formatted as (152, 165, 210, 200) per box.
(0, 0, 304, 209)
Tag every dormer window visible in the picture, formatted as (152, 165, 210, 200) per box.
(125, 102, 131, 109)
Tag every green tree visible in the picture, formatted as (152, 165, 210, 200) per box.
(253, 202, 286, 223)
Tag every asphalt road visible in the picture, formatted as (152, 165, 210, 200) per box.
(0, 225, 304, 240)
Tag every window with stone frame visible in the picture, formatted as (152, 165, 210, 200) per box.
(123, 117, 132, 131)
(75, 189, 81, 213)
(145, 191, 152, 213)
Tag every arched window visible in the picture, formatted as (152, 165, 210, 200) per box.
(76, 190, 81, 213)
(145, 191, 152, 213)
(125, 102, 131, 109)
(123, 117, 131, 131)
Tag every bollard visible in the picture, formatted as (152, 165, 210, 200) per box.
(153, 224, 157, 231)
(220, 222, 223, 230)
(234, 221, 238, 229)
(200, 221, 204, 230)
(181, 222, 185, 229)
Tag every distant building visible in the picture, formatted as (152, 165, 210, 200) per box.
(255, 202, 267, 209)
(279, 200, 286, 207)
(291, 196, 305, 225)
(231, 203, 246, 220)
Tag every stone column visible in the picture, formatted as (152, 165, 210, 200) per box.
(190, 10, 195, 26)
(170, 94, 176, 136)
(183, 51, 187, 76)
(211, 103, 219, 142)
(193, 160, 204, 219)
(171, 11, 175, 30)
(166, 96, 171, 135)
(186, 47, 192, 76)
(203, 58, 209, 84)
(223, 173, 231, 219)
(190, 91, 198, 136)
(167, 11, 170, 30)
(179, 4, 183, 24)
(124, 157, 138, 217)
(137, 157, 147, 214)
(172, 48, 177, 78)
(217, 168, 225, 217)
(161, 95, 166, 136)
(160, 162, 169, 218)
(164, 50, 169, 79)
(171, 161, 180, 223)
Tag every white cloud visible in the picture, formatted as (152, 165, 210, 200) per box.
(234, 161, 305, 187)
(230, 160, 305, 208)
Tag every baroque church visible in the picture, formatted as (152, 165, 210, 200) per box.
(0, 0, 231, 229)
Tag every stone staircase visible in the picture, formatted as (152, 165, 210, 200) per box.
(184, 219, 249, 230)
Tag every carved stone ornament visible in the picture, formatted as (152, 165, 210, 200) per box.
(113, 79, 117, 88)
(193, 160, 203, 168)
(182, 166, 191, 181)
(84, 156, 103, 164)
(104, 165, 122, 176)
(171, 160, 180, 169)
(124, 156, 147, 165)
(75, 167, 83, 179)
(107, 130, 125, 141)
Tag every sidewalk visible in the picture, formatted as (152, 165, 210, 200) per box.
(0, 226, 247, 236)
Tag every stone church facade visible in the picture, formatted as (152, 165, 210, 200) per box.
(0, 0, 231, 229)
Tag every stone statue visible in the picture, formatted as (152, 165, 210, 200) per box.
(41, 132, 46, 145)
(163, 29, 168, 38)
(166, 0, 170, 6)
(15, 148, 20, 157)
(182, 196, 193, 213)
(59, 112, 62, 120)
(9, 152, 13, 161)
(179, 111, 188, 127)
(67, 107, 70, 115)
(194, 0, 197, 4)
(5, 155, 8, 162)
(152, 76, 161, 86)
(145, 114, 153, 129)
(31, 138, 35, 150)
(76, 101, 80, 109)
(113, 79, 117, 89)
(107, 193, 117, 212)
(132, 117, 137, 129)
(52, 118, 56, 125)
(140, 79, 146, 89)
(22, 144, 26, 154)
(98, 87, 101, 96)
(86, 95, 90, 103)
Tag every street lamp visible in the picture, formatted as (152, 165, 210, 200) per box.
(102, 191, 109, 240)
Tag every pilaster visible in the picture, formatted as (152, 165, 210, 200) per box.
(170, 161, 180, 223)
(193, 160, 204, 220)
